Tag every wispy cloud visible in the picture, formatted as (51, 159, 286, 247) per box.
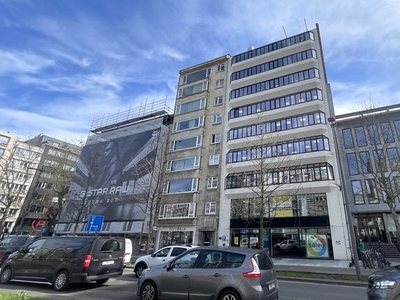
(0, 0, 399, 141)
(0, 49, 54, 74)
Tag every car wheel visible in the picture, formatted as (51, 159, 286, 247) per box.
(95, 278, 109, 285)
(141, 281, 158, 300)
(0, 267, 12, 284)
(53, 270, 70, 291)
(135, 262, 147, 278)
(219, 289, 241, 300)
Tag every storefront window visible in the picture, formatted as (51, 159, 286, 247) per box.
(159, 230, 193, 248)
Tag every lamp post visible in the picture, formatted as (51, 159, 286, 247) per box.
(328, 117, 361, 279)
(17, 167, 44, 234)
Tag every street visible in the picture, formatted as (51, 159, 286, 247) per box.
(0, 270, 368, 300)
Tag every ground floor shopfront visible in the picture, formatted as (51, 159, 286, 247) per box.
(354, 213, 400, 247)
(230, 216, 334, 259)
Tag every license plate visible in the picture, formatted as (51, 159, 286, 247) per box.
(268, 282, 276, 290)
(102, 260, 115, 265)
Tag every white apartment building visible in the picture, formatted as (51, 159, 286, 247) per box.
(0, 130, 43, 234)
(217, 25, 350, 260)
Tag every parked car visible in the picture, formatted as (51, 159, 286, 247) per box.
(133, 245, 196, 278)
(0, 235, 125, 291)
(0, 235, 39, 266)
(240, 237, 259, 248)
(367, 265, 400, 300)
(274, 239, 300, 251)
(124, 238, 133, 268)
(137, 246, 278, 300)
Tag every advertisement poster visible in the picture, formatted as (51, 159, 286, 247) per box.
(306, 234, 329, 258)
(60, 126, 162, 222)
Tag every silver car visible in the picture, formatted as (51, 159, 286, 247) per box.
(137, 246, 278, 300)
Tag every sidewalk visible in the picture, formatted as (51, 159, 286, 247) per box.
(273, 257, 400, 277)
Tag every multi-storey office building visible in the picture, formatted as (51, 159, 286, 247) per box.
(0, 130, 43, 234)
(217, 25, 350, 260)
(17, 134, 81, 235)
(157, 56, 230, 248)
(333, 104, 400, 248)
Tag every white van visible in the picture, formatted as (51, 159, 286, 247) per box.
(240, 237, 258, 248)
(124, 238, 132, 267)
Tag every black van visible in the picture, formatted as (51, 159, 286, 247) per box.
(0, 235, 125, 291)
(0, 235, 39, 266)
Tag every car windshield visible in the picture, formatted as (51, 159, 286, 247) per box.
(0, 237, 28, 246)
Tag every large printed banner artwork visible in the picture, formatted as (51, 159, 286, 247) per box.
(60, 127, 161, 222)
(306, 234, 329, 258)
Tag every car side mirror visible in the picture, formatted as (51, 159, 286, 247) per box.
(19, 247, 29, 253)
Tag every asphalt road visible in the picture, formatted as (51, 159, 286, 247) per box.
(0, 270, 368, 300)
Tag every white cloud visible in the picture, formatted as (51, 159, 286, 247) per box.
(0, 49, 54, 74)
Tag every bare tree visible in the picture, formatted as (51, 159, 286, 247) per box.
(44, 146, 78, 230)
(126, 129, 168, 254)
(228, 114, 300, 249)
(345, 112, 400, 245)
(59, 152, 100, 234)
(0, 139, 42, 234)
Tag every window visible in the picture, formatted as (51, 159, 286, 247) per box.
(230, 68, 320, 100)
(351, 181, 364, 204)
(207, 177, 218, 189)
(213, 114, 222, 124)
(232, 31, 314, 64)
(342, 129, 354, 149)
(387, 148, 399, 170)
(159, 203, 197, 219)
(380, 122, 395, 143)
(211, 133, 221, 144)
(173, 117, 204, 132)
(170, 136, 202, 151)
(163, 178, 199, 194)
(347, 153, 358, 175)
(166, 156, 200, 172)
(178, 82, 208, 98)
(231, 49, 317, 81)
(367, 124, 381, 145)
(355, 127, 367, 147)
(183, 68, 210, 84)
(228, 111, 326, 140)
(0, 135, 10, 145)
(217, 64, 225, 72)
(359, 151, 372, 173)
(214, 96, 223, 106)
(205, 202, 217, 215)
(209, 154, 220, 165)
(395, 120, 400, 140)
(216, 79, 224, 88)
(176, 98, 207, 115)
(228, 89, 322, 120)
(374, 149, 387, 172)
(365, 179, 379, 203)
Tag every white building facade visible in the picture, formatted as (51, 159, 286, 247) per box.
(217, 25, 350, 260)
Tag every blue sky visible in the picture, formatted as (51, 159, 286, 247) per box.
(1, 0, 399, 142)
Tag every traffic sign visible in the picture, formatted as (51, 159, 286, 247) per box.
(86, 215, 104, 232)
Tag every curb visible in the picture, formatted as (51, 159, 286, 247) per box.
(277, 276, 367, 287)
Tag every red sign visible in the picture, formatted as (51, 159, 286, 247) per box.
(31, 220, 47, 232)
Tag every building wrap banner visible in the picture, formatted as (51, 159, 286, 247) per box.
(60, 126, 162, 222)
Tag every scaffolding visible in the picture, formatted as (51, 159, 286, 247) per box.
(89, 97, 174, 134)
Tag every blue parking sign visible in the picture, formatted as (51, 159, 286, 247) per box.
(86, 215, 104, 232)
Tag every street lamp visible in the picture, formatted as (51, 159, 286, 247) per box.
(328, 117, 361, 279)
(17, 167, 44, 234)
